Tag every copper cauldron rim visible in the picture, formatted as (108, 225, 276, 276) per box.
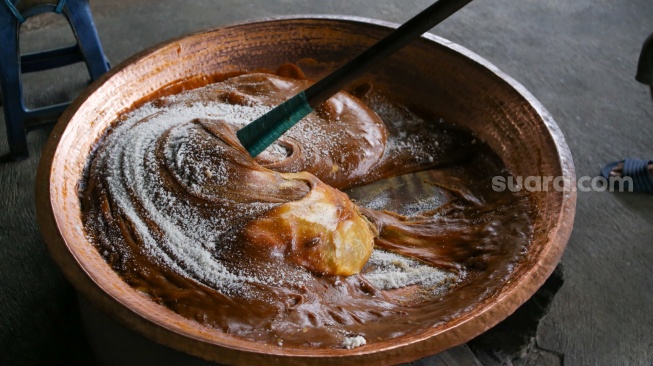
(35, 15, 575, 365)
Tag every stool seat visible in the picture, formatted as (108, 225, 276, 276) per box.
(13, 0, 63, 12)
(0, 0, 109, 160)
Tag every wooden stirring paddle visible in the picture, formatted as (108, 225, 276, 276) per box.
(236, 0, 474, 157)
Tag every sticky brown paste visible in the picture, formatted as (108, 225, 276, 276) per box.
(79, 64, 534, 349)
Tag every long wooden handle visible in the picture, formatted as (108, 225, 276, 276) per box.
(237, 0, 474, 157)
(304, 0, 474, 108)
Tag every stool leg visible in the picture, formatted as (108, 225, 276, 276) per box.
(0, 8, 28, 159)
(63, 0, 109, 81)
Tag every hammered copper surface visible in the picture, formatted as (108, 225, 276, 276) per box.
(35, 16, 576, 365)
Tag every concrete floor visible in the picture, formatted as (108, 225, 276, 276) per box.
(1, 0, 652, 365)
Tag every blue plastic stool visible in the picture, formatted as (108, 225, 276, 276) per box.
(0, 0, 109, 160)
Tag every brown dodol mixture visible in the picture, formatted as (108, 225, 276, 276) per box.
(79, 64, 534, 349)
